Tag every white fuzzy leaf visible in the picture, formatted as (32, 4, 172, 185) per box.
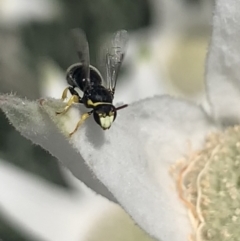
(206, 0, 240, 125)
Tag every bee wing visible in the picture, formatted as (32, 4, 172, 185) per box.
(71, 29, 90, 85)
(99, 30, 128, 93)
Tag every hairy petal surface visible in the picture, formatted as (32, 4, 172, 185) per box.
(0, 93, 217, 240)
(206, 0, 240, 125)
(41, 95, 216, 241)
(0, 94, 116, 202)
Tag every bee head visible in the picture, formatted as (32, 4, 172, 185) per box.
(93, 104, 117, 130)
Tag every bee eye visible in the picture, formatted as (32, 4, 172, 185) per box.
(93, 112, 101, 126)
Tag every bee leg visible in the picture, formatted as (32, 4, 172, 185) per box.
(69, 111, 93, 137)
(68, 87, 80, 97)
(56, 95, 80, 115)
(61, 87, 71, 100)
(61, 86, 79, 100)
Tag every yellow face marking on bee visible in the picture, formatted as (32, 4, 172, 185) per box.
(99, 115, 115, 130)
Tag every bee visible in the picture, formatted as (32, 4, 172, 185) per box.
(57, 29, 128, 136)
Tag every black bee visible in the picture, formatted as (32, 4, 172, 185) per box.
(57, 29, 128, 136)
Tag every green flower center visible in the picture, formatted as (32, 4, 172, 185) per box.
(171, 126, 240, 241)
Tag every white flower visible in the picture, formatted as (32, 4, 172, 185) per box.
(1, 0, 240, 240)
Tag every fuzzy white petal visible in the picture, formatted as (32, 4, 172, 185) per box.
(0, 94, 116, 202)
(41, 95, 216, 241)
(206, 0, 240, 125)
(0, 94, 217, 240)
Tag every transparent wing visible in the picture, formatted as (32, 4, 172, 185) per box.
(99, 30, 128, 93)
(71, 28, 90, 83)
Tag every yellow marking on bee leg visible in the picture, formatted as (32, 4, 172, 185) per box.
(56, 95, 79, 115)
(69, 112, 91, 137)
(61, 87, 70, 100)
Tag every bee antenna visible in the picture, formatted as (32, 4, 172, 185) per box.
(115, 104, 128, 111)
